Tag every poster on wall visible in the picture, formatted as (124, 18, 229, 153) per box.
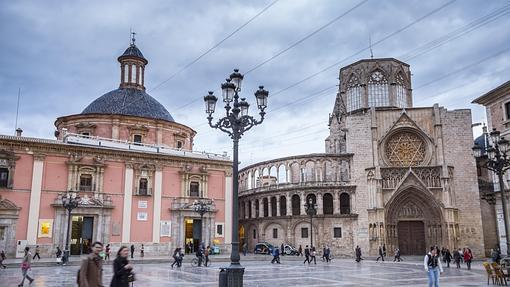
(160, 221, 171, 237)
(137, 212, 148, 221)
(38, 219, 53, 238)
(138, 200, 148, 209)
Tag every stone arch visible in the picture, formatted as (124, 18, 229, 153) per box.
(279, 195, 287, 216)
(277, 164, 287, 183)
(385, 185, 444, 255)
(304, 160, 315, 182)
(263, 222, 286, 245)
(270, 196, 277, 217)
(292, 220, 320, 249)
(291, 194, 301, 215)
(247, 171, 252, 189)
(289, 162, 300, 183)
(323, 193, 333, 215)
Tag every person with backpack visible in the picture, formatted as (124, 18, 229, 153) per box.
(424, 246, 443, 287)
(18, 246, 34, 286)
(110, 246, 134, 287)
(271, 246, 281, 264)
(78, 241, 104, 287)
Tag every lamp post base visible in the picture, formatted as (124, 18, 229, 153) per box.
(63, 249, 70, 264)
(219, 263, 244, 287)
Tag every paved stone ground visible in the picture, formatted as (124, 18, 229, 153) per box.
(0, 258, 488, 287)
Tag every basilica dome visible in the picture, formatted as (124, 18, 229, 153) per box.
(81, 88, 174, 122)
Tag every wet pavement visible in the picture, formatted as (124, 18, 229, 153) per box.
(0, 258, 487, 286)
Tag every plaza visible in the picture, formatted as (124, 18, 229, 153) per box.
(0, 257, 487, 286)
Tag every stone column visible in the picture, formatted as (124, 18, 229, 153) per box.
(317, 193, 323, 215)
(300, 192, 306, 215)
(286, 193, 292, 216)
(276, 196, 281, 217)
(333, 191, 340, 214)
(268, 196, 272, 217)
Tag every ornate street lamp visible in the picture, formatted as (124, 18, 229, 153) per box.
(191, 199, 212, 247)
(204, 68, 268, 286)
(473, 128, 510, 256)
(304, 197, 317, 248)
(61, 191, 80, 264)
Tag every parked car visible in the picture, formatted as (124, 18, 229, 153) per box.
(254, 242, 274, 255)
(283, 244, 299, 256)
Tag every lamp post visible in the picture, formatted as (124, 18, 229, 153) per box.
(61, 191, 81, 264)
(191, 199, 212, 248)
(304, 197, 317, 248)
(204, 68, 268, 286)
(473, 128, 510, 256)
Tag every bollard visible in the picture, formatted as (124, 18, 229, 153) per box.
(218, 268, 228, 287)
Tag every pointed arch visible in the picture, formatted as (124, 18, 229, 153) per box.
(367, 69, 389, 107)
(346, 73, 362, 112)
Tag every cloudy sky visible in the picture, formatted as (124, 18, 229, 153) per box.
(1, 0, 509, 167)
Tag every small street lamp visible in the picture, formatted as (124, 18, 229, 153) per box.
(191, 199, 212, 247)
(473, 128, 510, 256)
(61, 191, 80, 264)
(304, 197, 317, 248)
(204, 68, 268, 286)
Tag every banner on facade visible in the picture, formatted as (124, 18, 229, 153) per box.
(160, 221, 171, 237)
(38, 219, 53, 238)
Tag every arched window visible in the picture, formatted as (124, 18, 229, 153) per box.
(247, 171, 252, 189)
(346, 74, 362, 112)
(340, 193, 350, 214)
(367, 70, 389, 107)
(270, 197, 277, 217)
(254, 170, 260, 188)
(323, 193, 333, 215)
(255, 199, 260, 217)
(248, 201, 252, 218)
(263, 198, 269, 217)
(395, 72, 407, 108)
(278, 165, 287, 183)
(79, 174, 93, 191)
(280, 196, 287, 216)
(291, 194, 301, 215)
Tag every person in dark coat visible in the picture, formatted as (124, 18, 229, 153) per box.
(130, 245, 135, 259)
(376, 245, 385, 262)
(444, 249, 452, 268)
(110, 246, 133, 287)
(355, 246, 362, 262)
(281, 243, 285, 256)
(303, 245, 311, 264)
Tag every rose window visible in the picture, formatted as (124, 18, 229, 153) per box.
(385, 132, 426, 166)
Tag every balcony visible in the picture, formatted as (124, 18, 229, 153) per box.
(134, 187, 152, 196)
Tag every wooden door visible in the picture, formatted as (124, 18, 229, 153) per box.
(397, 221, 425, 255)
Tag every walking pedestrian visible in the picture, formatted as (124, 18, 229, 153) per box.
(196, 244, 203, 267)
(311, 246, 317, 264)
(424, 246, 443, 287)
(444, 249, 452, 268)
(56, 246, 62, 265)
(382, 244, 387, 257)
(303, 245, 311, 264)
(140, 244, 144, 258)
(130, 245, 135, 259)
(78, 241, 104, 287)
(171, 248, 182, 268)
(324, 246, 331, 262)
(0, 250, 6, 269)
(105, 244, 111, 261)
(376, 245, 385, 262)
(18, 247, 34, 286)
(453, 248, 461, 268)
(204, 246, 210, 267)
(491, 248, 500, 263)
(32, 245, 41, 260)
(298, 245, 303, 257)
(464, 247, 472, 270)
(242, 243, 248, 256)
(393, 248, 401, 262)
(281, 243, 285, 256)
(110, 246, 134, 287)
(271, 247, 281, 264)
(355, 246, 362, 262)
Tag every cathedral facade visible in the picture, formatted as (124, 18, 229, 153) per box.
(0, 39, 233, 257)
(238, 58, 485, 257)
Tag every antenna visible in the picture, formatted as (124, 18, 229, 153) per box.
(369, 33, 374, 59)
(14, 88, 21, 135)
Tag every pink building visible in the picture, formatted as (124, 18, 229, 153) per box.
(0, 39, 233, 257)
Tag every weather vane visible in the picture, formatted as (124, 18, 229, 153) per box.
(130, 29, 136, 46)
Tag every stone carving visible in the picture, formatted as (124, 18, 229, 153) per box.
(397, 202, 423, 218)
(385, 131, 425, 166)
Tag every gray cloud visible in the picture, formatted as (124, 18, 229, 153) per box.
(1, 0, 509, 167)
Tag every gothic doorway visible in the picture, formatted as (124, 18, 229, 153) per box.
(397, 221, 425, 255)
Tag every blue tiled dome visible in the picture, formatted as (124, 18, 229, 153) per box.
(82, 88, 174, 122)
(474, 133, 488, 155)
(118, 44, 147, 63)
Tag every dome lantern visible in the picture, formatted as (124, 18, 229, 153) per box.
(118, 31, 148, 91)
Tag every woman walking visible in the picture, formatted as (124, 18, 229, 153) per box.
(18, 247, 34, 286)
(464, 248, 473, 270)
(110, 246, 134, 287)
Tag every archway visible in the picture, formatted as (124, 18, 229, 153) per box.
(385, 186, 443, 255)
